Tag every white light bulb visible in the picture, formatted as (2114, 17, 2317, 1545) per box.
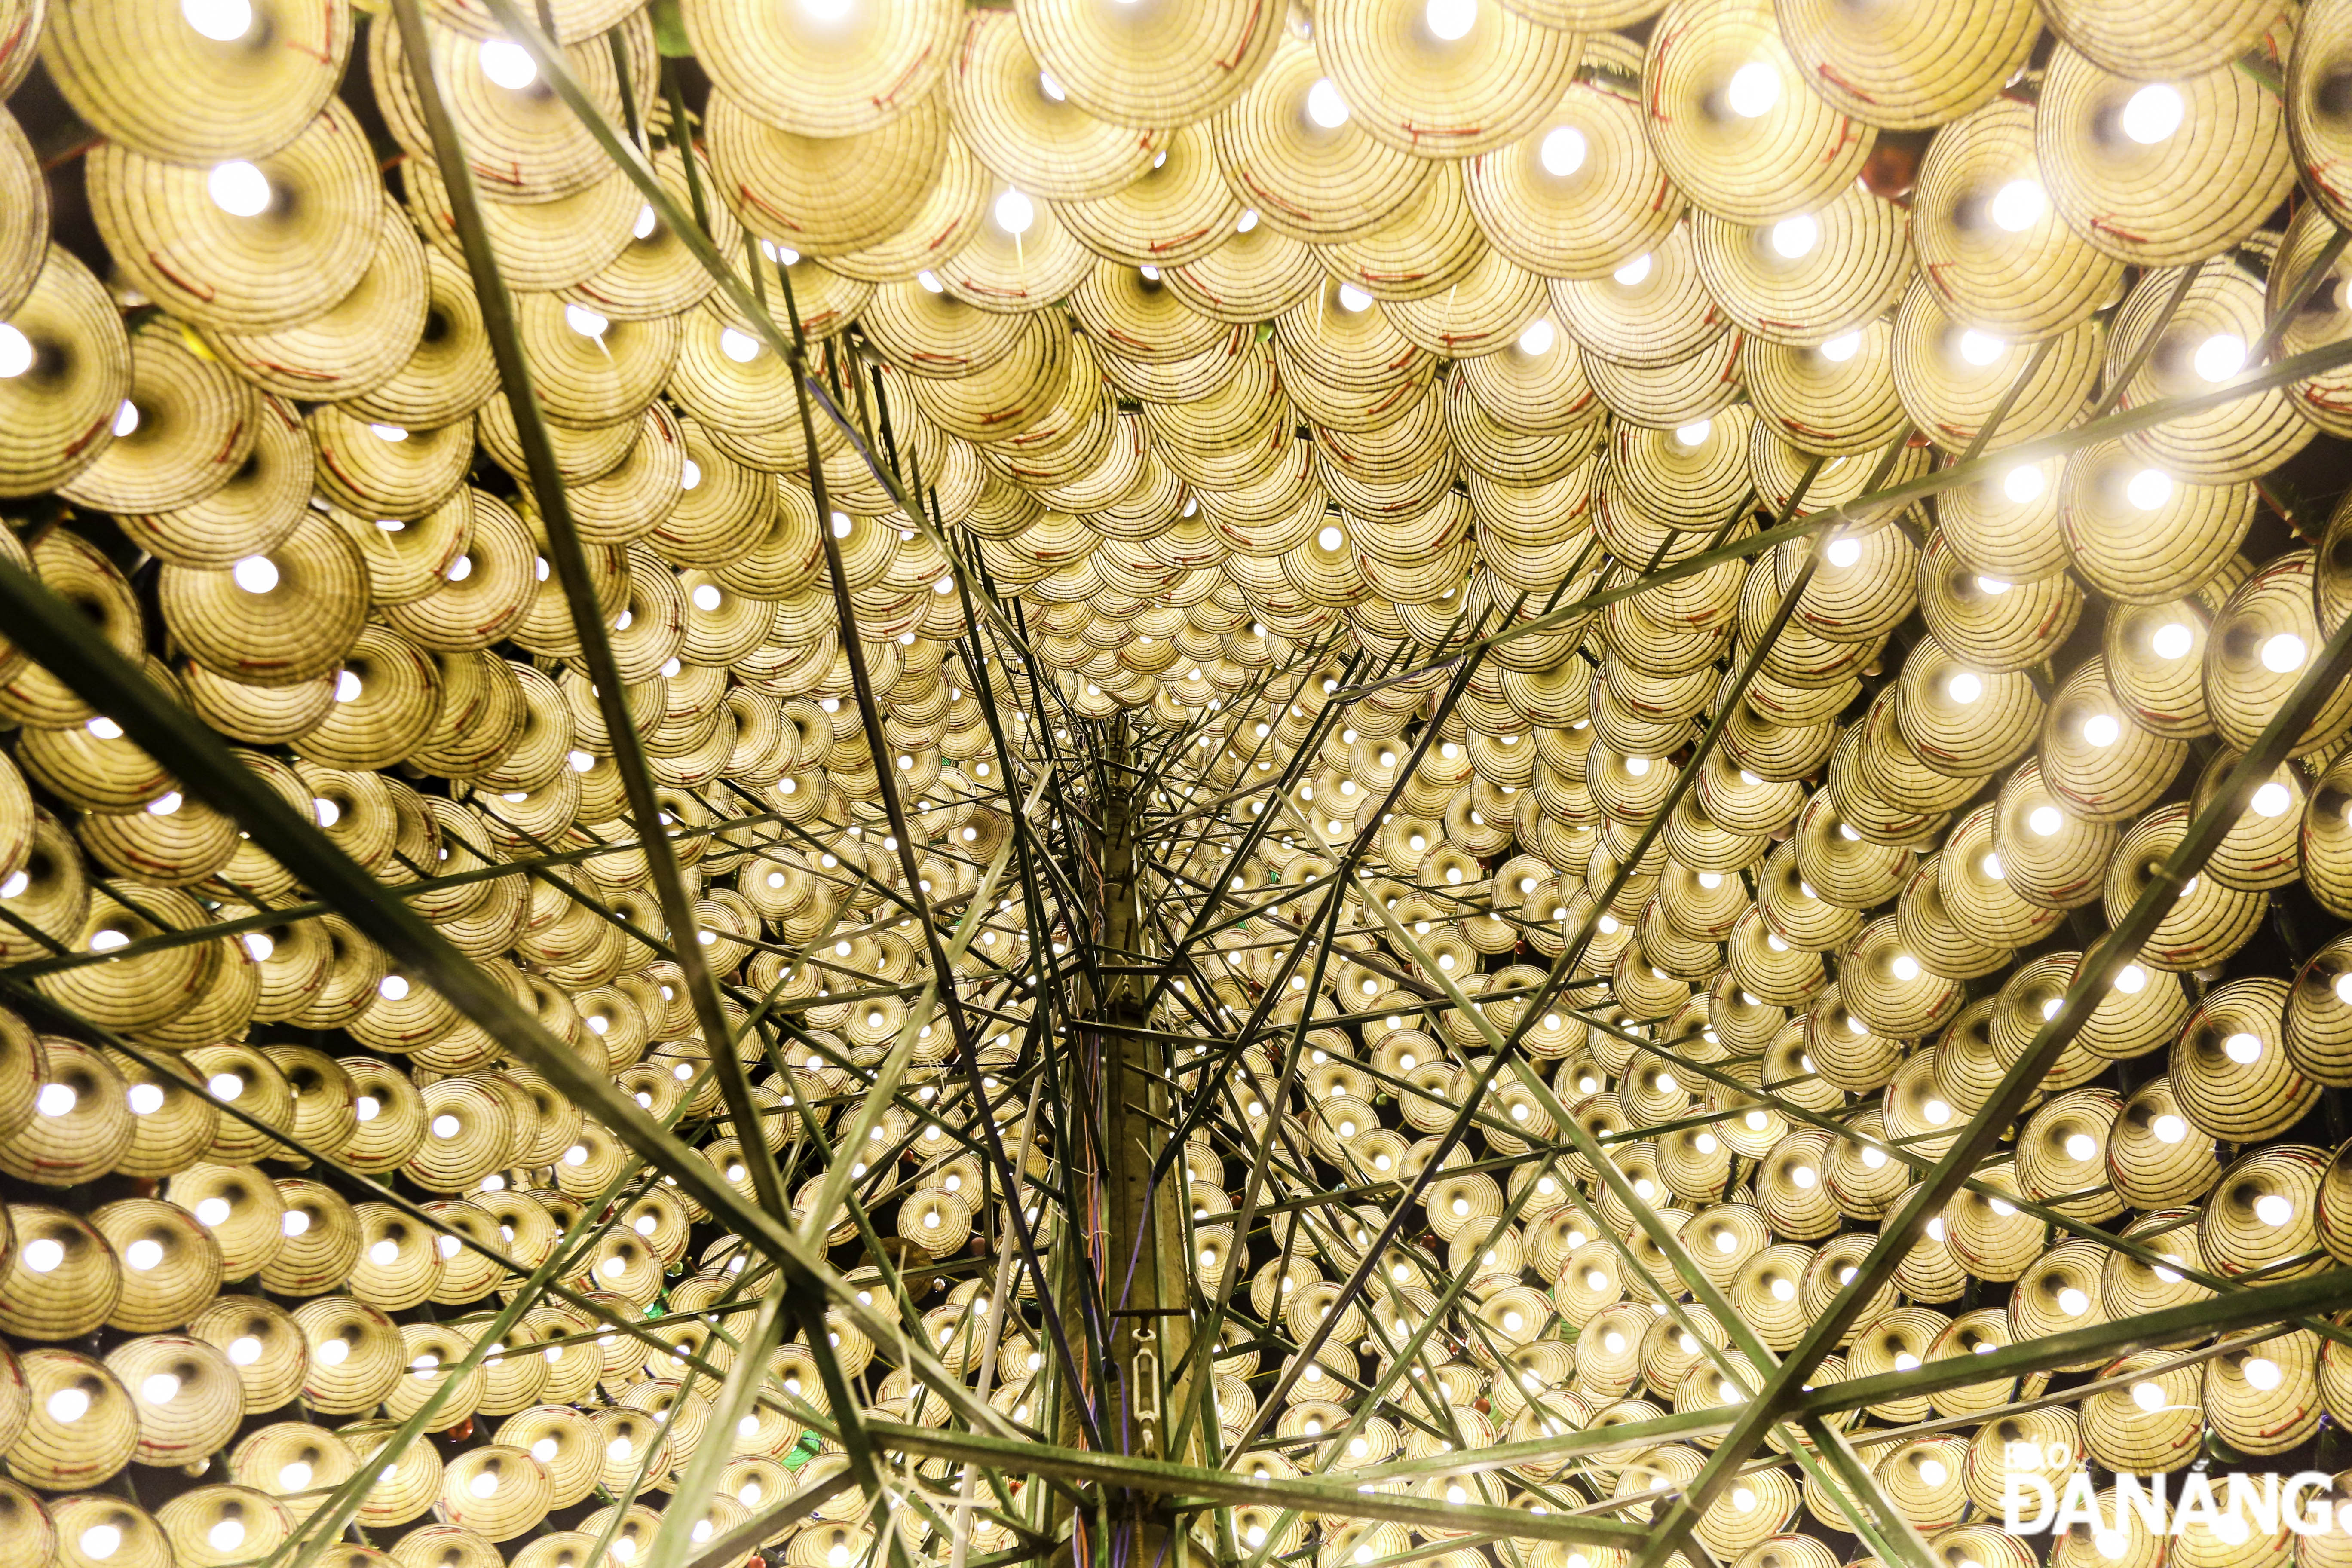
(1517, 318, 1556, 356)
(2002, 464, 2045, 504)
(2121, 82, 2185, 144)
(478, 39, 536, 89)
(2263, 632, 2308, 672)
(2126, 467, 2174, 510)
(1725, 61, 1779, 117)
(995, 189, 1036, 233)
(1958, 328, 2004, 366)
(0, 324, 31, 380)
(1769, 214, 1818, 259)
(2195, 332, 2247, 382)
(181, 0, 252, 38)
(718, 327, 759, 363)
(1306, 77, 1351, 128)
(1540, 125, 1586, 177)
(208, 160, 272, 217)
(2082, 713, 2119, 747)
(1819, 331, 1860, 362)
(1424, 0, 1475, 39)
(1947, 671, 1982, 704)
(1989, 178, 2044, 233)
(2151, 621, 2194, 660)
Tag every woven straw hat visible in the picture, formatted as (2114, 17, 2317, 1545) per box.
(1312, 0, 1580, 159)
(1057, 126, 1243, 268)
(2043, 0, 2287, 80)
(13, 1349, 137, 1489)
(0, 0, 42, 97)
(951, 10, 1167, 202)
(0, 110, 42, 328)
(2058, 438, 2254, 603)
(1745, 324, 1908, 456)
(373, 11, 652, 208)
(159, 510, 369, 687)
(1774, 0, 2036, 131)
(685, 0, 953, 137)
(1387, 251, 1547, 357)
(1550, 220, 1725, 367)
(1210, 37, 1435, 244)
(344, 247, 498, 432)
(60, 318, 257, 516)
(41, 0, 352, 163)
(558, 151, 733, 320)
(401, 158, 638, 295)
(1015, 0, 1278, 130)
(1642, 0, 1877, 225)
(2038, 37, 2294, 268)
(1911, 93, 2127, 338)
(2206, 550, 2352, 757)
(708, 89, 950, 258)
(1315, 160, 1484, 302)
(2104, 254, 2314, 484)
(107, 1336, 243, 1467)
(0, 247, 129, 500)
(1467, 38, 1680, 281)
(1584, 328, 1744, 429)
(940, 181, 1096, 309)
(91, 101, 377, 334)
(158, 1488, 290, 1568)
(1691, 181, 1911, 347)
(202, 198, 428, 405)
(1165, 212, 1323, 319)
(1890, 277, 2104, 455)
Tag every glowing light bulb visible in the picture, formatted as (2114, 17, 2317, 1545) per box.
(1306, 78, 1351, 128)
(2151, 621, 2194, 660)
(1958, 329, 2004, 366)
(478, 38, 536, 89)
(181, 0, 253, 38)
(2002, 464, 2045, 504)
(1424, 0, 1475, 39)
(1540, 125, 1586, 177)
(2263, 632, 2308, 672)
(1769, 214, 1818, 258)
(1517, 318, 1556, 356)
(0, 325, 31, 380)
(2195, 332, 2247, 382)
(1819, 331, 1860, 362)
(1989, 178, 2044, 232)
(208, 161, 271, 217)
(1725, 61, 1779, 117)
(994, 189, 1035, 234)
(1613, 252, 1653, 287)
(1947, 672, 1982, 704)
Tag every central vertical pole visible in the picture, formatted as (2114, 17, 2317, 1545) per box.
(1093, 725, 1197, 1564)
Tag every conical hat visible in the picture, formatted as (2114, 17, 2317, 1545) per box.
(949, 9, 1168, 202)
(683, 0, 955, 137)
(1642, 0, 1877, 224)
(1312, 0, 1580, 159)
(1465, 37, 1680, 282)
(1014, 0, 1280, 129)
(1773, 0, 2039, 131)
(88, 99, 379, 334)
(1209, 36, 1434, 244)
(2037, 35, 2294, 268)
(41, 0, 351, 163)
